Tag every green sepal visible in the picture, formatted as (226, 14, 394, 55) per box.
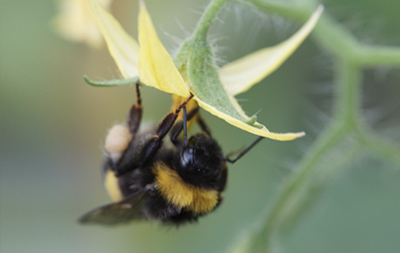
(187, 39, 258, 126)
(83, 75, 139, 87)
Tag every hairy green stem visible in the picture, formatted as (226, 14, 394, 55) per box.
(232, 1, 400, 252)
(174, 0, 232, 68)
(360, 131, 400, 167)
(334, 59, 361, 128)
(192, 0, 231, 40)
(259, 123, 347, 245)
(355, 46, 400, 66)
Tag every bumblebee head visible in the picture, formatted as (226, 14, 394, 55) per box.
(174, 132, 224, 189)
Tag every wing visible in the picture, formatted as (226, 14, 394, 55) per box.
(79, 191, 148, 226)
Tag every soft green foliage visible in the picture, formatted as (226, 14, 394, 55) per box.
(81, 0, 400, 251)
(225, 0, 400, 251)
(2, 0, 399, 252)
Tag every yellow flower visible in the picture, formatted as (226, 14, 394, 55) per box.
(88, 0, 323, 140)
(53, 0, 112, 48)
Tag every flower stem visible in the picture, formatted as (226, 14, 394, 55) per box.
(192, 0, 230, 41)
(232, 1, 400, 252)
(334, 59, 361, 129)
(259, 123, 347, 246)
(360, 130, 400, 167)
(355, 46, 400, 66)
(174, 0, 231, 68)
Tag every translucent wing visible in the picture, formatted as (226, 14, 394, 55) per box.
(79, 191, 148, 226)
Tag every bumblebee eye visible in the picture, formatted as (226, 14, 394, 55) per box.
(181, 148, 195, 167)
(180, 148, 206, 169)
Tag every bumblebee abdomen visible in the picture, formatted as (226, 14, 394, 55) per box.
(152, 162, 219, 215)
(104, 169, 123, 202)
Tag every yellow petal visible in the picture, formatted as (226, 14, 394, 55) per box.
(219, 6, 323, 96)
(137, 1, 190, 97)
(195, 99, 305, 141)
(88, 0, 140, 78)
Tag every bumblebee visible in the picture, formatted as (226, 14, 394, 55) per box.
(79, 82, 262, 226)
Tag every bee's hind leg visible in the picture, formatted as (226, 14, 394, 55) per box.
(106, 81, 142, 176)
(127, 80, 142, 135)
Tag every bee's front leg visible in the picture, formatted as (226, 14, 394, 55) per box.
(141, 93, 194, 165)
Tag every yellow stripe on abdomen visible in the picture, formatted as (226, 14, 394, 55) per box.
(153, 162, 218, 214)
(104, 169, 123, 202)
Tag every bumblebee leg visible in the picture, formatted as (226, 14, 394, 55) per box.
(114, 111, 182, 176)
(115, 94, 194, 175)
(224, 137, 264, 164)
(110, 81, 141, 175)
(196, 115, 211, 136)
(127, 80, 142, 134)
(116, 94, 197, 176)
(170, 107, 199, 144)
(216, 165, 228, 192)
(169, 107, 212, 144)
(141, 93, 194, 165)
(182, 106, 188, 145)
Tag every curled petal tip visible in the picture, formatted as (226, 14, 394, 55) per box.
(220, 5, 324, 96)
(313, 5, 324, 20)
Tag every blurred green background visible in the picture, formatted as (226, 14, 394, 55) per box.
(1, 0, 399, 252)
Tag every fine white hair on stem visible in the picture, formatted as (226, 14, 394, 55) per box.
(106, 67, 123, 80)
(174, 17, 191, 37)
(302, 97, 332, 135)
(162, 30, 184, 46)
(208, 36, 230, 66)
(91, 68, 124, 84)
(188, 4, 208, 17)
